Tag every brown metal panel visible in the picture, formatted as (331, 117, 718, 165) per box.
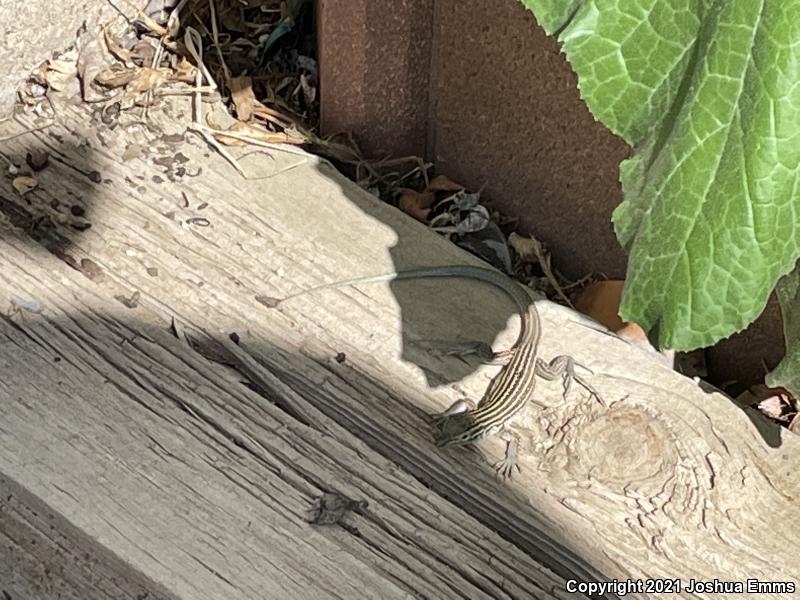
(318, 0, 628, 277)
(317, 0, 434, 158)
(429, 0, 630, 279)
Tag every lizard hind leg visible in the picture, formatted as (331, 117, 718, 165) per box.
(431, 399, 480, 449)
(413, 339, 512, 365)
(430, 398, 475, 425)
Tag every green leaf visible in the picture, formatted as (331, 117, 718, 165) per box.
(521, 0, 800, 351)
(766, 266, 800, 398)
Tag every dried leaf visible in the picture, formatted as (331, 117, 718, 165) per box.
(427, 174, 464, 193)
(453, 206, 490, 234)
(398, 188, 435, 223)
(573, 280, 626, 332)
(103, 26, 135, 67)
(299, 73, 316, 106)
(19, 81, 47, 104)
(572, 279, 678, 366)
(748, 384, 799, 428)
(96, 67, 138, 88)
(172, 57, 197, 83)
(126, 67, 168, 95)
(12, 176, 38, 195)
(48, 57, 78, 75)
(205, 113, 223, 129)
(230, 76, 256, 122)
(454, 222, 513, 274)
(130, 38, 158, 67)
(296, 54, 318, 77)
(739, 383, 789, 404)
(213, 122, 304, 145)
(30, 61, 48, 85)
(252, 104, 295, 129)
(77, 25, 109, 102)
(616, 322, 649, 343)
(508, 232, 540, 263)
(206, 126, 243, 146)
(758, 395, 787, 420)
(45, 56, 79, 94)
(451, 189, 481, 211)
(131, 0, 170, 34)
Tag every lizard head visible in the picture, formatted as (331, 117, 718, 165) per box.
(435, 425, 483, 448)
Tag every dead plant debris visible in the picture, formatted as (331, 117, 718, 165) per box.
(738, 385, 799, 434)
(19, 0, 320, 170)
(308, 492, 368, 526)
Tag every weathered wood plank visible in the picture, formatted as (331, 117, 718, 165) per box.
(0, 98, 798, 599)
(0, 473, 179, 600)
(0, 227, 574, 599)
(0, 104, 578, 598)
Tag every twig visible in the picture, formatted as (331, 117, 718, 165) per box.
(529, 236, 573, 308)
(182, 25, 245, 177)
(184, 26, 265, 177)
(0, 121, 54, 142)
(560, 272, 598, 291)
(187, 124, 246, 176)
(144, 0, 191, 118)
(207, 0, 231, 83)
(237, 151, 308, 179)
(201, 127, 310, 156)
(184, 26, 219, 94)
(154, 86, 219, 96)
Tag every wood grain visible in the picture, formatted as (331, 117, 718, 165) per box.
(0, 99, 796, 600)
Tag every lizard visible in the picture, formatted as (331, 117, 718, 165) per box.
(268, 265, 602, 479)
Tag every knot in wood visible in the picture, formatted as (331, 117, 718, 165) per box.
(571, 406, 675, 490)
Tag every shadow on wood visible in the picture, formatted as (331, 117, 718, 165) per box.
(0, 98, 797, 599)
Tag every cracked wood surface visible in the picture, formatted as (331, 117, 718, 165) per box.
(0, 100, 797, 600)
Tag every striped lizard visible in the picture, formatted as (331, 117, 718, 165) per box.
(270, 265, 602, 479)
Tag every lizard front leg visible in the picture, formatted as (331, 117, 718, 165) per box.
(493, 426, 522, 480)
(413, 339, 508, 364)
(535, 355, 604, 405)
